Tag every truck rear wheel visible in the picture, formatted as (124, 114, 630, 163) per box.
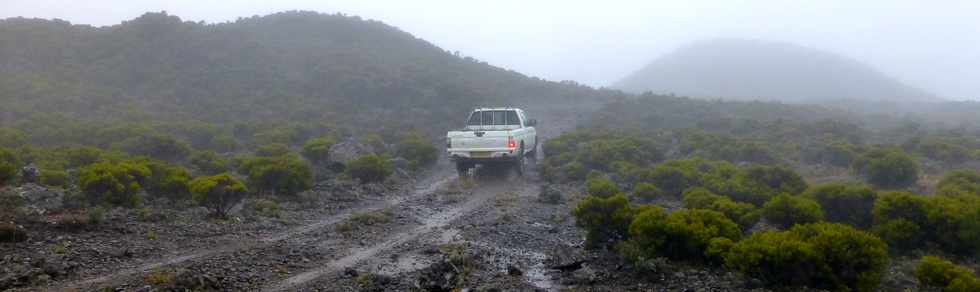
(514, 145, 525, 176)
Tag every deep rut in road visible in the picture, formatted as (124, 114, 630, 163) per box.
(262, 174, 520, 291)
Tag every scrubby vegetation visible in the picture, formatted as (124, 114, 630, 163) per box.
(761, 193, 824, 229)
(346, 155, 392, 184)
(189, 173, 248, 217)
(725, 223, 888, 291)
(572, 194, 634, 248)
(626, 208, 741, 262)
(558, 95, 979, 291)
(805, 183, 877, 228)
(915, 256, 980, 291)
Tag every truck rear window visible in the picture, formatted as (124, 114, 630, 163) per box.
(466, 110, 521, 126)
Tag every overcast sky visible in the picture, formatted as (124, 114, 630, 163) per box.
(3, 0, 979, 100)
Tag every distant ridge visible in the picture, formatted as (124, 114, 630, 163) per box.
(613, 39, 937, 103)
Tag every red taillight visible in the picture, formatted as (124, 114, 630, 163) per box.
(507, 136, 517, 149)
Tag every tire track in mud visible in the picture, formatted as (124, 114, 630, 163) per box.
(54, 170, 456, 291)
(262, 175, 521, 291)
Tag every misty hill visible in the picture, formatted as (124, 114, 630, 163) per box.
(0, 11, 615, 135)
(613, 39, 936, 103)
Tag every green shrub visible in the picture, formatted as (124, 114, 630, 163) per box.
(78, 161, 150, 207)
(725, 222, 888, 292)
(632, 182, 664, 201)
(64, 146, 112, 168)
(88, 206, 106, 224)
(301, 137, 336, 164)
(337, 209, 394, 233)
(648, 165, 695, 197)
(936, 169, 980, 197)
(0, 148, 18, 186)
(914, 256, 980, 292)
(762, 194, 823, 229)
(925, 195, 980, 255)
(741, 165, 808, 196)
(572, 194, 634, 248)
(209, 134, 238, 153)
(859, 149, 920, 189)
(241, 155, 312, 196)
(190, 173, 248, 217)
(682, 187, 760, 230)
(805, 183, 877, 228)
(628, 208, 740, 261)
(559, 161, 587, 180)
(0, 128, 27, 148)
(255, 143, 291, 157)
(395, 135, 437, 169)
(704, 237, 735, 264)
(39, 168, 70, 188)
(252, 199, 281, 218)
(189, 150, 229, 175)
(0, 190, 24, 220)
(139, 160, 192, 200)
(118, 133, 192, 162)
(871, 192, 931, 249)
(586, 174, 620, 198)
(538, 185, 563, 204)
(345, 154, 391, 184)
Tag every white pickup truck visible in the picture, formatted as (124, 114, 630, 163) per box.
(446, 108, 537, 176)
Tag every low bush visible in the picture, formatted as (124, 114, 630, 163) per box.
(632, 182, 664, 201)
(871, 191, 980, 254)
(572, 194, 634, 248)
(538, 185, 563, 204)
(925, 195, 980, 255)
(39, 168, 70, 188)
(682, 187, 760, 230)
(804, 183, 877, 228)
(0, 147, 18, 186)
(189, 151, 229, 175)
(725, 222, 888, 292)
(140, 160, 192, 200)
(255, 143, 291, 157)
(855, 148, 919, 189)
(647, 164, 695, 197)
(395, 135, 438, 169)
(762, 194, 823, 229)
(190, 173, 248, 218)
(628, 208, 741, 262)
(345, 155, 391, 184)
(914, 256, 980, 292)
(252, 199, 281, 218)
(117, 132, 192, 162)
(871, 192, 931, 249)
(78, 161, 150, 207)
(586, 174, 620, 198)
(301, 137, 336, 164)
(936, 169, 980, 197)
(88, 206, 106, 224)
(241, 155, 312, 196)
(336, 209, 394, 233)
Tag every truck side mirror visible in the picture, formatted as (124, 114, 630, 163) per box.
(527, 119, 537, 126)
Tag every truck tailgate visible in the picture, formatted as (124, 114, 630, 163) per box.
(447, 130, 511, 150)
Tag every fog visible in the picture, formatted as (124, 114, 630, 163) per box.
(4, 0, 979, 100)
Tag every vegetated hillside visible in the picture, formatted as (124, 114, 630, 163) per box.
(0, 11, 618, 140)
(613, 38, 936, 103)
(546, 93, 980, 291)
